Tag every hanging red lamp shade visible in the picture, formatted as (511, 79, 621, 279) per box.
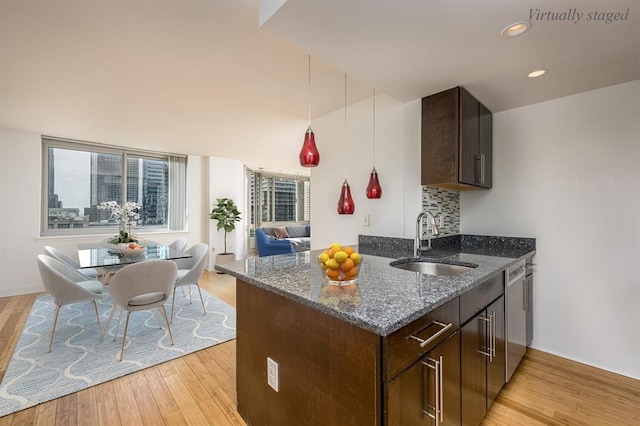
(299, 125, 320, 167)
(366, 167, 382, 199)
(337, 179, 355, 215)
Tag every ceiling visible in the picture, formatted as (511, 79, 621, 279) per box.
(1, 0, 638, 173)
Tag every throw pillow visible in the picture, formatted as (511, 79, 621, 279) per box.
(273, 227, 289, 239)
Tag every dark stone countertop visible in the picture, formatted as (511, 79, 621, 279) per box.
(215, 235, 535, 337)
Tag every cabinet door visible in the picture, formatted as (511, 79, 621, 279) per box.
(486, 296, 505, 408)
(478, 102, 492, 188)
(459, 88, 479, 186)
(461, 313, 488, 426)
(386, 331, 460, 426)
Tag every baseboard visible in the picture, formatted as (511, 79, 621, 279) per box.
(0, 283, 44, 298)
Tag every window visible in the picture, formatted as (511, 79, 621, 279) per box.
(248, 170, 310, 227)
(42, 137, 187, 236)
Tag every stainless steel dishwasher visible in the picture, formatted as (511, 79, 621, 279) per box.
(505, 260, 527, 382)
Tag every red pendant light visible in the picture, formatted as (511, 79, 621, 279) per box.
(299, 125, 320, 167)
(366, 167, 382, 199)
(299, 55, 320, 167)
(337, 74, 355, 215)
(366, 88, 382, 199)
(337, 179, 355, 215)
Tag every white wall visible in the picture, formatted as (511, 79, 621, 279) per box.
(208, 156, 247, 268)
(461, 80, 640, 379)
(0, 127, 208, 297)
(310, 94, 422, 249)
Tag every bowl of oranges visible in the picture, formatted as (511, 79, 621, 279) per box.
(318, 243, 363, 285)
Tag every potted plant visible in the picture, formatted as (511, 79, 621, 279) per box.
(98, 201, 142, 251)
(210, 198, 242, 266)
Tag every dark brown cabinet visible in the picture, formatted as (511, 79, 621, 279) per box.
(387, 331, 461, 426)
(461, 295, 505, 426)
(237, 269, 511, 426)
(422, 86, 492, 190)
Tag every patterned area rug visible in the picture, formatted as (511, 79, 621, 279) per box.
(0, 287, 236, 417)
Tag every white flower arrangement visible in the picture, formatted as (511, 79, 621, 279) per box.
(98, 201, 141, 225)
(98, 201, 141, 243)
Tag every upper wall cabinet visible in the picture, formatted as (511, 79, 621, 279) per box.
(421, 86, 492, 190)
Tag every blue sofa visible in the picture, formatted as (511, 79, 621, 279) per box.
(255, 225, 311, 257)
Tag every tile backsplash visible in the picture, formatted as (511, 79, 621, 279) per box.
(421, 186, 460, 237)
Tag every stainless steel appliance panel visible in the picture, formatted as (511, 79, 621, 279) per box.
(505, 260, 527, 382)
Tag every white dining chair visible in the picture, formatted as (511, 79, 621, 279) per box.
(36, 254, 104, 352)
(171, 243, 209, 322)
(103, 260, 177, 361)
(44, 245, 99, 280)
(168, 238, 188, 253)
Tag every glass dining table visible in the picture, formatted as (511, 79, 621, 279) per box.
(77, 241, 192, 282)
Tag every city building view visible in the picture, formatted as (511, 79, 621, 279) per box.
(47, 147, 169, 230)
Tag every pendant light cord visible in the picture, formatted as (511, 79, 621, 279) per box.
(307, 54, 311, 126)
(344, 73, 348, 180)
(372, 88, 376, 168)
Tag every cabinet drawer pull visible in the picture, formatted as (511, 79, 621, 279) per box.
(409, 321, 453, 348)
(478, 314, 494, 362)
(490, 311, 496, 361)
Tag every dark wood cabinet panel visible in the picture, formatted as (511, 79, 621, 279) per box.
(486, 296, 505, 409)
(459, 88, 480, 186)
(478, 102, 492, 188)
(236, 279, 381, 426)
(387, 331, 461, 426)
(421, 88, 460, 187)
(460, 272, 504, 324)
(422, 86, 492, 190)
(461, 291, 505, 425)
(461, 314, 488, 426)
(384, 297, 459, 382)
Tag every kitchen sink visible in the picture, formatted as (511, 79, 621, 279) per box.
(389, 259, 476, 276)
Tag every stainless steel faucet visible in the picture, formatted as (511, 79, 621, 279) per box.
(414, 210, 440, 257)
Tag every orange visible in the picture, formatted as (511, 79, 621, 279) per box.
(343, 246, 355, 256)
(340, 259, 354, 272)
(326, 268, 341, 280)
(329, 246, 342, 258)
(343, 267, 358, 279)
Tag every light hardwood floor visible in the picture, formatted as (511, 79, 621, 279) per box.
(1, 271, 638, 425)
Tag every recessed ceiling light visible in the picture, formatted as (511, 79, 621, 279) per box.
(501, 21, 531, 38)
(527, 69, 548, 78)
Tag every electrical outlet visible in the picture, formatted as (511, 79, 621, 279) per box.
(267, 357, 279, 392)
(362, 214, 370, 227)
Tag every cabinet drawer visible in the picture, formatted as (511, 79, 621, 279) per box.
(384, 297, 459, 381)
(460, 272, 504, 324)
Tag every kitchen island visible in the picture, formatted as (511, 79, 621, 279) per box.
(215, 236, 535, 425)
